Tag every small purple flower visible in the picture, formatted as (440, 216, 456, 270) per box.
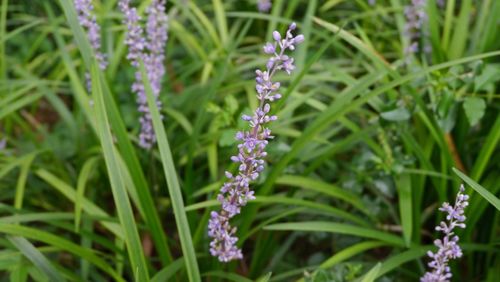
(119, 0, 168, 149)
(403, 0, 429, 57)
(0, 138, 6, 150)
(421, 185, 469, 282)
(257, 0, 272, 13)
(74, 0, 107, 70)
(208, 23, 304, 262)
(368, 0, 376, 5)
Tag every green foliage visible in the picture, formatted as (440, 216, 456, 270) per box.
(0, 0, 499, 281)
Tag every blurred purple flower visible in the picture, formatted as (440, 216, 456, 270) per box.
(403, 0, 430, 56)
(0, 138, 6, 150)
(421, 184, 469, 282)
(368, 0, 376, 5)
(208, 23, 304, 262)
(74, 0, 107, 69)
(119, 0, 168, 149)
(257, 0, 272, 13)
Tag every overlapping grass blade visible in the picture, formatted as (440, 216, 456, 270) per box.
(453, 168, 500, 211)
(139, 61, 201, 282)
(55, 0, 172, 265)
(396, 174, 412, 246)
(7, 236, 66, 282)
(150, 258, 185, 282)
(14, 153, 36, 209)
(36, 169, 124, 238)
(0, 224, 124, 281)
(361, 262, 381, 282)
(75, 156, 99, 231)
(275, 175, 368, 214)
(264, 221, 405, 247)
(90, 64, 149, 281)
(320, 241, 387, 270)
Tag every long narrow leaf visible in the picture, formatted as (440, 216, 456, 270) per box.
(453, 168, 500, 211)
(91, 64, 149, 281)
(139, 61, 201, 282)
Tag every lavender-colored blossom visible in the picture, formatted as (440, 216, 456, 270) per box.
(208, 23, 303, 262)
(119, 0, 168, 149)
(257, 0, 272, 13)
(403, 0, 429, 56)
(421, 185, 469, 282)
(0, 138, 6, 150)
(368, 0, 376, 5)
(74, 0, 107, 70)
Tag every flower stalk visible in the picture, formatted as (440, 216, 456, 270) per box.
(421, 185, 469, 282)
(208, 23, 304, 262)
(119, 0, 168, 149)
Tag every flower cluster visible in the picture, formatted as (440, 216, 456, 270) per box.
(403, 0, 429, 56)
(119, 0, 168, 149)
(257, 0, 272, 13)
(208, 23, 304, 262)
(74, 0, 107, 70)
(421, 185, 469, 282)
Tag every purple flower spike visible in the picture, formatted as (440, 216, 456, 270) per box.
(421, 185, 469, 282)
(257, 0, 272, 13)
(74, 0, 107, 70)
(403, 0, 429, 57)
(208, 23, 304, 263)
(119, 0, 168, 149)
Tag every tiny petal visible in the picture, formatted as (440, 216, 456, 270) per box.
(263, 42, 275, 54)
(293, 34, 305, 44)
(272, 31, 281, 41)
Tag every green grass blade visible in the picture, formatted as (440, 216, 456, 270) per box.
(150, 258, 185, 282)
(256, 272, 272, 282)
(212, 0, 228, 46)
(275, 175, 368, 214)
(203, 271, 253, 282)
(441, 0, 455, 51)
(375, 247, 428, 278)
(75, 156, 99, 232)
(139, 61, 201, 282)
(470, 114, 500, 180)
(264, 221, 405, 247)
(396, 174, 412, 247)
(453, 168, 500, 211)
(35, 169, 124, 239)
(448, 0, 472, 59)
(14, 154, 36, 209)
(361, 262, 381, 282)
(55, 0, 172, 264)
(91, 64, 149, 281)
(0, 0, 7, 79)
(0, 224, 124, 281)
(320, 241, 387, 269)
(7, 236, 66, 282)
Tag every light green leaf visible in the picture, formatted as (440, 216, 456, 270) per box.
(380, 107, 411, 121)
(463, 97, 486, 126)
